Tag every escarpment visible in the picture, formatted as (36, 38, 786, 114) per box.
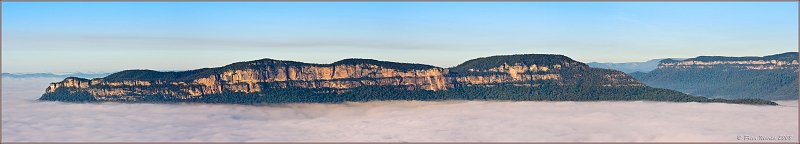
(657, 52, 799, 70)
(40, 54, 777, 105)
(632, 52, 798, 100)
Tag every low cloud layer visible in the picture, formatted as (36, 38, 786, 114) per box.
(2, 78, 797, 142)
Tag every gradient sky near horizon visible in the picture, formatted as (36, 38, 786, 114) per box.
(2, 2, 798, 73)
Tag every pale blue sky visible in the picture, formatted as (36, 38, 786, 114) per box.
(2, 2, 797, 73)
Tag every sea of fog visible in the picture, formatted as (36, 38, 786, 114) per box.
(2, 78, 797, 142)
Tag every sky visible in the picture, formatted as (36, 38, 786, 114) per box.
(2, 2, 798, 73)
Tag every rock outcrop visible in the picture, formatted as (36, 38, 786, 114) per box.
(40, 54, 778, 105)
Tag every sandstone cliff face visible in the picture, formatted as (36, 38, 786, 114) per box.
(44, 55, 647, 100)
(657, 52, 799, 70)
(46, 77, 90, 92)
(658, 60, 799, 70)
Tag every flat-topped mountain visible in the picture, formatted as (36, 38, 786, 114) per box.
(632, 52, 798, 100)
(40, 54, 776, 105)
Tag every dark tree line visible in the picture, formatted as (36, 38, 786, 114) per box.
(40, 83, 778, 105)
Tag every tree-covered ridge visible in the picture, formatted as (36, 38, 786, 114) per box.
(450, 54, 585, 73)
(332, 58, 438, 71)
(681, 52, 798, 62)
(104, 69, 201, 81)
(41, 53, 780, 105)
(633, 52, 799, 100)
(102, 58, 440, 82)
(104, 58, 325, 82)
(657, 59, 683, 64)
(101, 54, 579, 82)
(222, 57, 438, 71)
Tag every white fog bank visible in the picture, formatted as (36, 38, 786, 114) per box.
(2, 78, 797, 142)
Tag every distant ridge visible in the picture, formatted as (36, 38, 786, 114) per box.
(2, 73, 110, 79)
(587, 58, 686, 73)
(632, 52, 798, 100)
